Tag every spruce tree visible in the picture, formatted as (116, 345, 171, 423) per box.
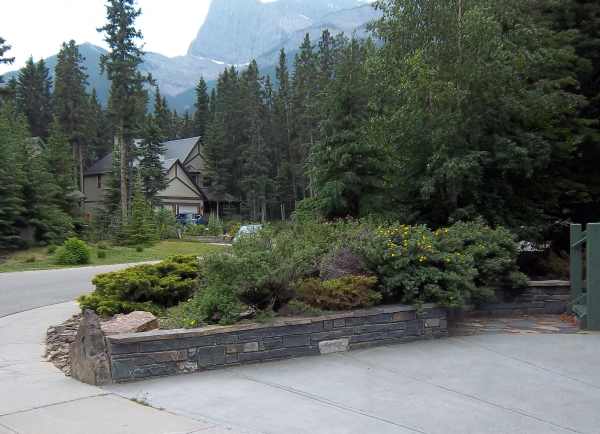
(87, 89, 113, 163)
(0, 37, 14, 103)
(193, 77, 210, 137)
(7, 107, 74, 244)
(45, 118, 75, 213)
(153, 87, 171, 138)
(98, 0, 150, 223)
(181, 111, 194, 138)
(0, 37, 14, 69)
(274, 49, 296, 214)
(292, 34, 319, 198)
(123, 176, 157, 245)
(53, 40, 90, 190)
(139, 116, 167, 205)
(16, 58, 52, 138)
(312, 39, 387, 218)
(240, 61, 271, 221)
(0, 105, 25, 249)
(0, 36, 14, 85)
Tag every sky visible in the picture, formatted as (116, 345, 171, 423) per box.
(0, 0, 213, 74)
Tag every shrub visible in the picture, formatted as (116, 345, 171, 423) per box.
(24, 255, 37, 263)
(184, 224, 208, 236)
(206, 213, 224, 236)
(225, 220, 242, 237)
(97, 250, 107, 259)
(444, 220, 528, 293)
(155, 208, 178, 240)
(135, 246, 144, 252)
(55, 238, 91, 265)
(47, 245, 57, 255)
(97, 242, 109, 250)
(320, 247, 367, 280)
(78, 255, 200, 316)
(370, 224, 480, 307)
(122, 183, 158, 246)
(296, 275, 381, 311)
(283, 300, 326, 317)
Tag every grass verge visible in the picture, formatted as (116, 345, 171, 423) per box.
(0, 240, 226, 273)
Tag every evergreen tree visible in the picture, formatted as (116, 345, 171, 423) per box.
(153, 87, 171, 138)
(181, 111, 194, 138)
(312, 39, 387, 218)
(547, 0, 600, 223)
(5, 106, 74, 244)
(45, 118, 75, 213)
(240, 61, 271, 222)
(138, 116, 167, 205)
(274, 49, 296, 215)
(292, 34, 319, 198)
(0, 36, 14, 87)
(0, 36, 14, 71)
(98, 0, 150, 223)
(0, 105, 24, 249)
(103, 142, 122, 217)
(86, 88, 113, 163)
(123, 176, 158, 245)
(369, 0, 586, 233)
(193, 76, 210, 137)
(53, 40, 90, 190)
(16, 57, 52, 138)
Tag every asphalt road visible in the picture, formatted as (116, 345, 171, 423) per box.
(0, 263, 153, 317)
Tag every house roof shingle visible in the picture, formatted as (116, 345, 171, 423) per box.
(163, 137, 200, 162)
(84, 137, 201, 176)
(85, 153, 112, 175)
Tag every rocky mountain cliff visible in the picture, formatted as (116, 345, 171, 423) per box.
(5, 0, 379, 112)
(189, 0, 375, 64)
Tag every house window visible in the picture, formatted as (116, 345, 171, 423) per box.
(97, 175, 102, 189)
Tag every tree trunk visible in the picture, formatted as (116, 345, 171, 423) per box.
(119, 126, 128, 224)
(78, 143, 84, 193)
(280, 202, 286, 221)
(261, 198, 267, 223)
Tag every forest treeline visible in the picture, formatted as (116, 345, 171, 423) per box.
(0, 0, 599, 250)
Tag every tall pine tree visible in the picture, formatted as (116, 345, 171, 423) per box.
(16, 58, 52, 138)
(138, 116, 167, 205)
(0, 105, 25, 249)
(98, 0, 150, 223)
(193, 77, 210, 138)
(53, 40, 90, 190)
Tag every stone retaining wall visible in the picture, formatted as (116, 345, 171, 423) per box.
(466, 280, 571, 317)
(105, 304, 447, 383)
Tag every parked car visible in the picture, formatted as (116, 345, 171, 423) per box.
(233, 224, 263, 243)
(177, 213, 208, 226)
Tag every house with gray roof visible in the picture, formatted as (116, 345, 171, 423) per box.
(83, 136, 238, 216)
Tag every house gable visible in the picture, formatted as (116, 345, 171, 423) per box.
(158, 160, 206, 201)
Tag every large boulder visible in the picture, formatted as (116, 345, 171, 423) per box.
(69, 310, 111, 385)
(101, 311, 159, 336)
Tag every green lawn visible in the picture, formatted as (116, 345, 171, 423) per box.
(0, 240, 227, 273)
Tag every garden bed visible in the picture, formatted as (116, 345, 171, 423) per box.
(72, 304, 447, 384)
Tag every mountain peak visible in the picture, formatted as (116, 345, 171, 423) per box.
(188, 0, 373, 65)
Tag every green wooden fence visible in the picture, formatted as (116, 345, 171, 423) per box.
(570, 223, 600, 330)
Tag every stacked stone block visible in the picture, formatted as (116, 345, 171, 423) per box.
(106, 304, 447, 382)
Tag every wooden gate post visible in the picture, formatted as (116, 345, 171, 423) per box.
(570, 224, 583, 303)
(587, 223, 600, 330)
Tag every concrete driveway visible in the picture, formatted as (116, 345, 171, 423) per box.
(0, 263, 155, 317)
(107, 332, 600, 434)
